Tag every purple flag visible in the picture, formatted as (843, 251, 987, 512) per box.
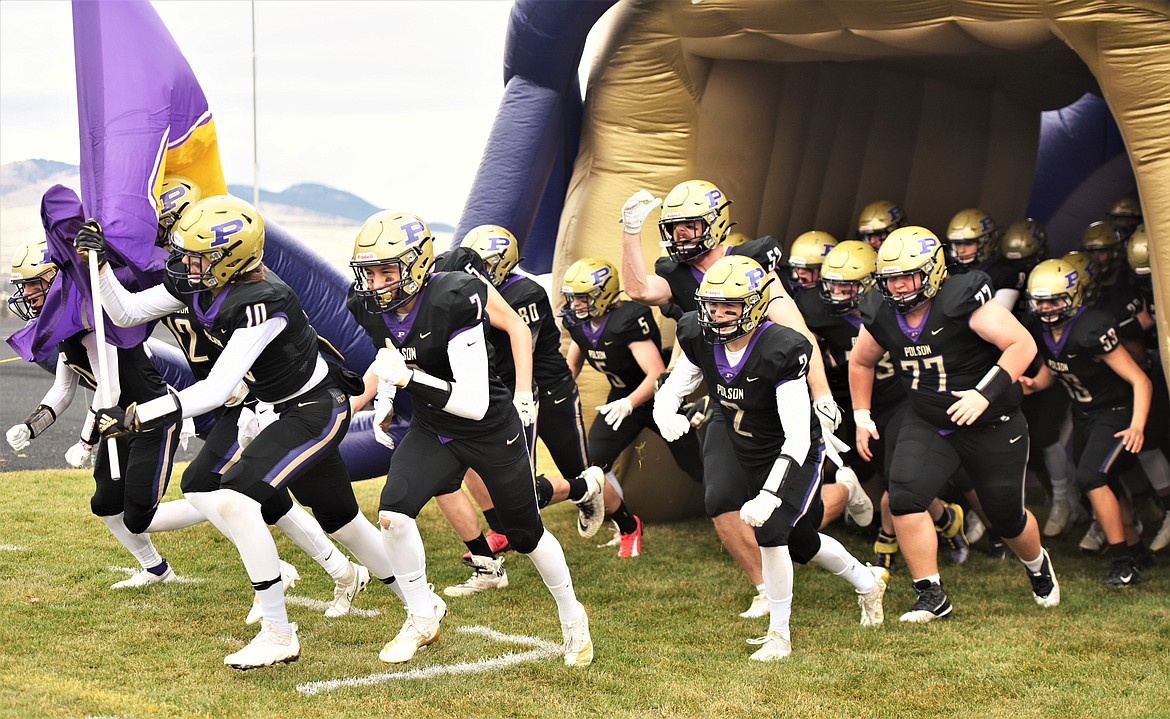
(7, 186, 152, 362)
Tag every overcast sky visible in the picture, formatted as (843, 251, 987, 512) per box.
(0, 1, 532, 224)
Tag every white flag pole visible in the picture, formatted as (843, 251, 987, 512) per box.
(88, 252, 121, 480)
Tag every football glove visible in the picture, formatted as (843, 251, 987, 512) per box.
(74, 220, 107, 269)
(621, 190, 663, 234)
(64, 441, 93, 468)
(813, 394, 843, 432)
(6, 424, 31, 452)
(373, 343, 411, 387)
(94, 405, 134, 439)
(596, 397, 633, 430)
(740, 490, 783, 528)
(653, 406, 691, 442)
(236, 406, 261, 449)
(513, 390, 536, 427)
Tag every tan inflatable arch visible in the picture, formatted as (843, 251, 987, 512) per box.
(555, 0, 1169, 521)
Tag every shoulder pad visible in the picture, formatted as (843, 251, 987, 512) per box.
(939, 271, 995, 319)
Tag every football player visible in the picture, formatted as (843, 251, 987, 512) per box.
(6, 238, 190, 590)
(849, 226, 1059, 622)
(784, 230, 838, 295)
(944, 208, 1026, 309)
(561, 257, 702, 557)
(620, 180, 844, 619)
(856, 200, 906, 250)
(85, 196, 392, 669)
(1022, 258, 1151, 585)
(1106, 196, 1142, 241)
(349, 211, 593, 668)
(655, 255, 886, 661)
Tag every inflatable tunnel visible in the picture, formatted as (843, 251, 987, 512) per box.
(458, 0, 1169, 521)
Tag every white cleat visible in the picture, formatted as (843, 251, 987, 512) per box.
(111, 562, 179, 589)
(837, 466, 873, 528)
(739, 588, 768, 619)
(224, 621, 299, 669)
(1079, 521, 1105, 553)
(561, 607, 593, 667)
(965, 512, 986, 545)
(325, 562, 370, 618)
(858, 564, 889, 627)
(573, 467, 607, 539)
(1042, 500, 1071, 537)
(443, 555, 508, 597)
(247, 561, 301, 625)
(1151, 511, 1170, 553)
(748, 631, 792, 662)
(378, 593, 446, 664)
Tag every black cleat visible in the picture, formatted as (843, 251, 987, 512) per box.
(899, 579, 953, 623)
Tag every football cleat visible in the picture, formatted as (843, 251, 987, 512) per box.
(443, 555, 509, 597)
(1042, 499, 1072, 537)
(573, 467, 607, 539)
(739, 587, 769, 619)
(247, 560, 301, 625)
(857, 564, 889, 627)
(873, 530, 899, 572)
(111, 560, 178, 589)
(618, 516, 644, 558)
(1079, 521, 1105, 553)
(936, 503, 969, 565)
(986, 537, 1011, 560)
(224, 622, 299, 669)
(1027, 548, 1060, 608)
(1150, 511, 1170, 553)
(561, 607, 594, 667)
(326, 562, 371, 618)
(899, 580, 953, 623)
(836, 466, 874, 528)
(748, 631, 792, 662)
(1103, 556, 1141, 588)
(965, 512, 986, 545)
(378, 595, 446, 664)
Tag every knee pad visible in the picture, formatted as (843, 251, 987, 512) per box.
(788, 540, 819, 565)
(121, 505, 156, 535)
(887, 490, 930, 517)
(507, 527, 542, 555)
(990, 510, 1028, 540)
(90, 489, 121, 518)
(180, 461, 219, 494)
(260, 492, 294, 526)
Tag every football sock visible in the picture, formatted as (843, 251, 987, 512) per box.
(604, 470, 625, 500)
(760, 545, 794, 639)
(1139, 450, 1170, 492)
(1044, 442, 1072, 503)
(100, 513, 163, 570)
(810, 534, 875, 593)
(609, 502, 638, 535)
(275, 504, 349, 580)
(378, 511, 433, 617)
(331, 512, 395, 580)
(381, 574, 405, 601)
(216, 490, 288, 629)
(913, 572, 941, 585)
(526, 530, 582, 624)
(1107, 542, 1132, 559)
(565, 473, 587, 503)
(1021, 551, 1046, 572)
(465, 534, 493, 558)
(144, 499, 206, 532)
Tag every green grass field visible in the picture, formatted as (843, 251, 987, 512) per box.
(1, 466, 1167, 719)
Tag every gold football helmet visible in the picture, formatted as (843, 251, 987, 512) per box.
(8, 238, 58, 321)
(945, 208, 1000, 266)
(1107, 196, 1142, 239)
(788, 231, 838, 289)
(1126, 224, 1149, 277)
(657, 179, 733, 263)
(857, 200, 906, 249)
(695, 255, 772, 343)
(167, 195, 264, 293)
(875, 226, 947, 314)
(350, 210, 435, 313)
(819, 240, 877, 315)
(999, 219, 1046, 265)
(560, 257, 621, 326)
(1079, 221, 1123, 277)
(1027, 258, 1086, 327)
(460, 224, 520, 287)
(156, 175, 203, 247)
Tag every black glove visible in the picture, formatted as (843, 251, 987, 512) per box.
(93, 405, 134, 439)
(655, 371, 672, 392)
(75, 220, 107, 269)
(683, 395, 714, 430)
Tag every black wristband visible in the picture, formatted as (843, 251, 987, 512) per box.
(404, 371, 453, 408)
(975, 364, 1013, 404)
(24, 404, 57, 438)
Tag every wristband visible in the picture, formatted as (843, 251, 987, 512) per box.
(133, 389, 183, 431)
(24, 404, 57, 438)
(80, 410, 100, 446)
(762, 454, 795, 495)
(404, 370, 453, 407)
(974, 364, 1013, 404)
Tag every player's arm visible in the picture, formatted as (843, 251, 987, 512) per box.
(626, 339, 666, 409)
(97, 270, 185, 327)
(993, 288, 1020, 310)
(1020, 363, 1055, 394)
(741, 374, 813, 527)
(6, 354, 79, 451)
(1103, 346, 1152, 453)
(950, 299, 1037, 426)
(350, 366, 379, 413)
(483, 281, 533, 393)
(764, 274, 831, 400)
(619, 190, 674, 305)
(847, 325, 885, 462)
(566, 341, 585, 380)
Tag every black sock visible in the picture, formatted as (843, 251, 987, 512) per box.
(381, 575, 397, 586)
(566, 473, 588, 503)
(483, 509, 506, 535)
(535, 475, 554, 508)
(147, 558, 169, 576)
(465, 534, 493, 558)
(1107, 542, 1131, 559)
(610, 502, 638, 534)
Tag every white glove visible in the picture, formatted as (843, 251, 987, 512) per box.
(65, 441, 93, 468)
(373, 390, 396, 449)
(653, 407, 691, 442)
(373, 344, 412, 387)
(621, 190, 663, 234)
(854, 409, 878, 437)
(513, 391, 536, 427)
(178, 417, 196, 451)
(236, 406, 261, 449)
(813, 394, 842, 432)
(596, 397, 634, 430)
(225, 380, 250, 408)
(740, 490, 783, 528)
(6, 424, 31, 452)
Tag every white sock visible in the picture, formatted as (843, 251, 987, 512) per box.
(145, 499, 206, 532)
(525, 529, 582, 624)
(215, 489, 288, 631)
(1139, 450, 1170, 492)
(274, 504, 349, 580)
(1044, 442, 1072, 503)
(379, 511, 433, 617)
(100, 513, 163, 570)
(1021, 551, 1046, 572)
(185, 491, 235, 542)
(604, 470, 624, 500)
(330, 512, 395, 581)
(914, 572, 942, 585)
(760, 545, 793, 639)
(810, 533, 875, 593)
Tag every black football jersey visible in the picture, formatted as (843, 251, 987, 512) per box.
(795, 290, 903, 412)
(953, 256, 1027, 293)
(60, 332, 169, 407)
(163, 270, 319, 403)
(347, 272, 514, 439)
(1093, 275, 1147, 343)
(495, 273, 572, 392)
(1029, 308, 1130, 411)
(861, 271, 1022, 429)
(677, 313, 819, 470)
(566, 302, 660, 395)
(655, 236, 784, 313)
(160, 309, 221, 381)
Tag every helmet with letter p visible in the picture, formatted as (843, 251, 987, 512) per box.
(156, 174, 203, 247)
(695, 255, 772, 344)
(167, 195, 264, 293)
(787, 231, 838, 290)
(819, 240, 877, 315)
(1027, 258, 1086, 328)
(874, 226, 947, 314)
(460, 224, 520, 287)
(350, 210, 435, 313)
(657, 179, 733, 263)
(560, 257, 621, 327)
(945, 208, 1000, 267)
(857, 200, 906, 249)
